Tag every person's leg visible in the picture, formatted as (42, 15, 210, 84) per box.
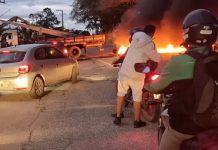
(114, 76, 129, 125)
(159, 126, 194, 150)
(116, 96, 124, 117)
(133, 101, 141, 121)
(131, 78, 146, 128)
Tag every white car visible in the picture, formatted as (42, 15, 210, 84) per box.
(0, 44, 79, 98)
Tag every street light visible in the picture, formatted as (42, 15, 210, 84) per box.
(56, 9, 64, 29)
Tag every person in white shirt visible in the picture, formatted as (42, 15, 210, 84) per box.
(113, 24, 162, 128)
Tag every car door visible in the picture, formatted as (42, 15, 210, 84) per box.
(34, 47, 57, 85)
(46, 47, 72, 82)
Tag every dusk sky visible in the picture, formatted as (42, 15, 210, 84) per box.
(0, 0, 86, 30)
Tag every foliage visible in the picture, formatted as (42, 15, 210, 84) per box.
(72, 29, 90, 35)
(29, 8, 60, 28)
(71, 0, 136, 33)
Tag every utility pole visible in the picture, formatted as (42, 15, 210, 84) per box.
(56, 9, 64, 29)
(0, 0, 5, 4)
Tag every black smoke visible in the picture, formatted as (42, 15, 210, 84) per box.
(123, 0, 218, 27)
(127, 0, 173, 26)
(114, 0, 218, 47)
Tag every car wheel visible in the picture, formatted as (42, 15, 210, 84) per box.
(29, 76, 45, 99)
(69, 46, 81, 59)
(71, 67, 78, 83)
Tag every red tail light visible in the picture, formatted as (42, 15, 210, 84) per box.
(2, 50, 10, 54)
(151, 74, 160, 81)
(18, 65, 30, 74)
(52, 41, 57, 45)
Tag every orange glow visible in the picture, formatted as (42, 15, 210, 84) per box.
(118, 45, 128, 55)
(157, 44, 186, 53)
(118, 44, 186, 55)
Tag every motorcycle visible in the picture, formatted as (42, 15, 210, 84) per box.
(133, 62, 172, 143)
(157, 93, 172, 144)
(134, 62, 162, 123)
(113, 59, 162, 123)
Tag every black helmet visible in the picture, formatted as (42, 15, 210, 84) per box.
(144, 24, 156, 35)
(183, 9, 218, 46)
(129, 27, 142, 36)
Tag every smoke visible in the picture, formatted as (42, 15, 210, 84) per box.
(97, 0, 132, 10)
(112, 0, 218, 47)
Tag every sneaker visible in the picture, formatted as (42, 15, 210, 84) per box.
(134, 120, 146, 128)
(113, 117, 121, 125)
(111, 112, 124, 118)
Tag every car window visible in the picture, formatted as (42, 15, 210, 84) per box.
(34, 48, 48, 60)
(0, 51, 26, 63)
(47, 47, 65, 59)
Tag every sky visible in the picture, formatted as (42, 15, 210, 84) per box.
(0, 0, 86, 30)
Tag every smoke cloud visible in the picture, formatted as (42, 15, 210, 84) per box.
(112, 0, 218, 47)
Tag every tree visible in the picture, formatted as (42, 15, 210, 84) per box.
(29, 8, 60, 28)
(70, 0, 135, 33)
(72, 29, 90, 35)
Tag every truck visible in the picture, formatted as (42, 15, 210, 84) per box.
(0, 16, 106, 58)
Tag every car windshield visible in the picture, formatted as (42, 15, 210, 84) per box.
(0, 51, 26, 63)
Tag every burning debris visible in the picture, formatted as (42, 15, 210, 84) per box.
(117, 44, 186, 55)
(112, 0, 218, 52)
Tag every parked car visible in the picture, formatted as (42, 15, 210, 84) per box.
(0, 44, 79, 98)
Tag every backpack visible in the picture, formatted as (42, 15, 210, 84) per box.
(186, 50, 218, 129)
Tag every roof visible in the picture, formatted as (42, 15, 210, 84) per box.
(0, 44, 50, 52)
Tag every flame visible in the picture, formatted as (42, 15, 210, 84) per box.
(117, 45, 128, 55)
(118, 44, 186, 55)
(157, 44, 186, 53)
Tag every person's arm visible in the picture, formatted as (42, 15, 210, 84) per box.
(145, 42, 162, 63)
(145, 55, 194, 93)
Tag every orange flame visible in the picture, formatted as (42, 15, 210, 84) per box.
(117, 45, 128, 55)
(157, 44, 186, 53)
(118, 44, 186, 55)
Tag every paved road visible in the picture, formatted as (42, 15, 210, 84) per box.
(0, 57, 158, 150)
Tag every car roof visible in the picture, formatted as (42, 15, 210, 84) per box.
(0, 44, 50, 52)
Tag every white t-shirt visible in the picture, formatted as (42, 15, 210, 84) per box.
(119, 31, 161, 79)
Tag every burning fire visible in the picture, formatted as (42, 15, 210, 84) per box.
(117, 45, 128, 55)
(158, 44, 186, 53)
(118, 44, 186, 55)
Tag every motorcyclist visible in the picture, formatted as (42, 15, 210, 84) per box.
(144, 9, 218, 150)
(113, 24, 162, 128)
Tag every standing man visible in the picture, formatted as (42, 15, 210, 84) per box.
(113, 24, 162, 128)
